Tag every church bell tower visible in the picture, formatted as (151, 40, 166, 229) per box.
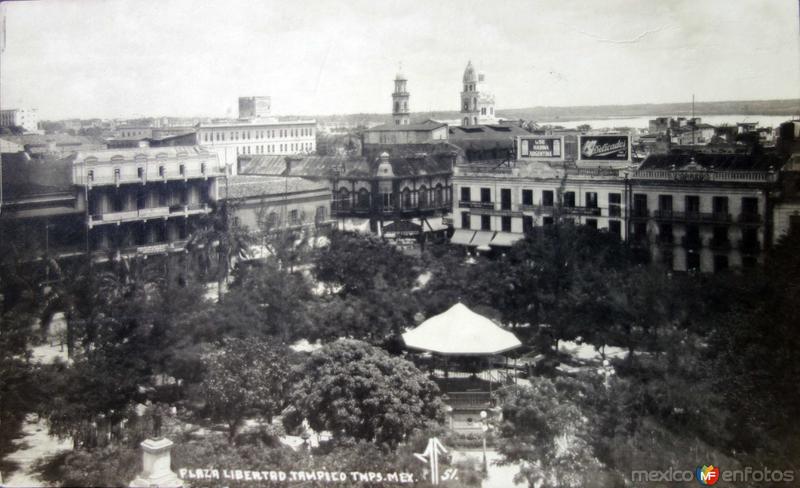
(392, 67, 410, 125)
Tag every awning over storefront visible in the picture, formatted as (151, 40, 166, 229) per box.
(471, 231, 495, 250)
(402, 303, 522, 356)
(419, 218, 449, 233)
(450, 229, 476, 246)
(490, 232, 524, 247)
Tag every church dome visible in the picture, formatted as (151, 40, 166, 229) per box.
(463, 61, 477, 84)
(395, 71, 407, 81)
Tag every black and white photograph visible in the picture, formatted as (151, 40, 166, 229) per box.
(1, 1, 800, 487)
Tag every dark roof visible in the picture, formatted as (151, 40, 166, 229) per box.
(448, 124, 531, 151)
(220, 175, 328, 200)
(366, 120, 447, 132)
(239, 152, 453, 180)
(639, 152, 783, 172)
(2, 153, 75, 201)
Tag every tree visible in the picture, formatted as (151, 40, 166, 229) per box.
(200, 338, 291, 443)
(187, 201, 254, 301)
(501, 224, 630, 351)
(286, 339, 444, 447)
(313, 232, 418, 296)
(496, 380, 607, 488)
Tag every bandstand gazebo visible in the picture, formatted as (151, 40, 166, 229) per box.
(402, 303, 522, 433)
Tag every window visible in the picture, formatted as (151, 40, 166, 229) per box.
(686, 195, 700, 214)
(713, 254, 729, 272)
(741, 197, 758, 215)
(501, 188, 512, 210)
(179, 164, 185, 176)
(608, 220, 621, 237)
(480, 188, 491, 203)
(563, 191, 576, 208)
(586, 192, 598, 208)
(114, 167, 121, 179)
(659, 223, 674, 243)
(687, 252, 701, 272)
(481, 215, 491, 231)
(158, 165, 165, 177)
(137, 167, 144, 179)
(461, 212, 471, 229)
(200, 163, 206, 174)
(523, 216, 534, 232)
(658, 195, 673, 214)
(315, 206, 326, 224)
(542, 190, 554, 207)
(522, 189, 533, 206)
(633, 194, 648, 216)
(712, 196, 729, 217)
(684, 225, 701, 248)
(460, 187, 471, 202)
(88, 170, 94, 182)
(289, 209, 299, 224)
(501, 216, 512, 232)
(585, 218, 598, 229)
(609, 193, 621, 217)
(543, 216, 554, 226)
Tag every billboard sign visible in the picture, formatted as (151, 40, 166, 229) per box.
(518, 136, 564, 160)
(578, 135, 630, 162)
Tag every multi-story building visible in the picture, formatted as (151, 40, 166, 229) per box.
(71, 146, 225, 257)
(450, 135, 785, 273)
(0, 108, 39, 133)
(196, 119, 317, 172)
(220, 175, 331, 235)
(460, 61, 496, 127)
(450, 162, 628, 251)
(239, 151, 453, 238)
(627, 153, 780, 272)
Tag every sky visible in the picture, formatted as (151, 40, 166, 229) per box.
(1, 0, 799, 120)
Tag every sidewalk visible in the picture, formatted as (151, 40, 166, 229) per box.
(2, 415, 72, 487)
(451, 449, 521, 488)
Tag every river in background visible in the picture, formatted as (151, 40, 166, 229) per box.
(539, 114, 796, 130)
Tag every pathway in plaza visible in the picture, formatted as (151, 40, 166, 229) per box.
(2, 321, 72, 487)
(451, 449, 522, 488)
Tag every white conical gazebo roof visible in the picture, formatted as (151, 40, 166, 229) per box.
(402, 303, 522, 356)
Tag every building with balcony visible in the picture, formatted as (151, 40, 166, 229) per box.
(628, 153, 780, 272)
(450, 161, 628, 251)
(450, 135, 787, 272)
(239, 151, 453, 238)
(219, 175, 331, 235)
(71, 146, 224, 258)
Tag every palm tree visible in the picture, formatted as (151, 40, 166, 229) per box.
(187, 201, 254, 302)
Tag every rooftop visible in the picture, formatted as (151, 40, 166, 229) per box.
(220, 175, 328, 200)
(639, 152, 783, 172)
(366, 120, 447, 132)
(71, 145, 214, 164)
(240, 152, 453, 179)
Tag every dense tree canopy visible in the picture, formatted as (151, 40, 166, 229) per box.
(286, 339, 444, 447)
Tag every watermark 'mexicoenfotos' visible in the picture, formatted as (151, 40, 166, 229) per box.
(631, 465, 795, 485)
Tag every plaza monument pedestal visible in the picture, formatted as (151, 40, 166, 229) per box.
(129, 437, 182, 488)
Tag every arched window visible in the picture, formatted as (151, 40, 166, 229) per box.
(418, 185, 428, 207)
(338, 188, 350, 210)
(402, 187, 412, 208)
(473, 116, 478, 125)
(402, 102, 407, 112)
(463, 117, 469, 126)
(472, 97, 477, 110)
(434, 184, 443, 206)
(394, 101, 400, 113)
(357, 188, 370, 209)
(267, 211, 279, 229)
